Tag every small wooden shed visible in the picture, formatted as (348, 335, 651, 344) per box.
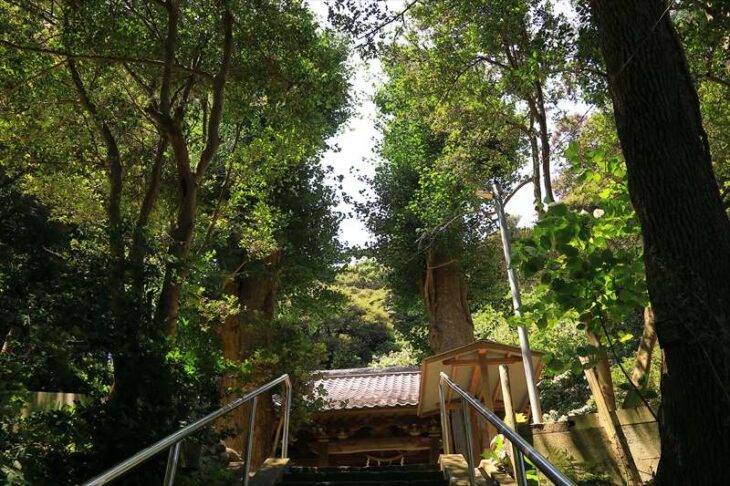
(418, 340, 543, 419)
(417, 340, 543, 461)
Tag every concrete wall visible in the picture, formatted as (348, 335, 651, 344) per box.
(526, 408, 659, 484)
(21, 391, 89, 417)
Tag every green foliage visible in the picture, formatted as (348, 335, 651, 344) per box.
(474, 304, 594, 416)
(546, 451, 613, 486)
(673, 3, 730, 210)
(311, 259, 400, 368)
(511, 118, 661, 414)
(367, 40, 523, 353)
(0, 1, 350, 482)
(514, 139, 647, 364)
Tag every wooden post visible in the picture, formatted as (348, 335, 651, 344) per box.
(581, 357, 641, 484)
(428, 433, 441, 464)
(498, 365, 517, 430)
(477, 352, 498, 446)
(499, 365, 520, 480)
(316, 439, 330, 467)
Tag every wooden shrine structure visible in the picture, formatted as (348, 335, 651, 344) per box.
(288, 340, 543, 467)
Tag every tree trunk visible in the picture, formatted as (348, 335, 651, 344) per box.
(529, 115, 544, 216)
(591, 1, 730, 482)
(155, 154, 198, 339)
(622, 307, 657, 409)
(533, 81, 555, 204)
(422, 250, 474, 354)
(153, 6, 233, 339)
(129, 138, 168, 303)
(218, 253, 281, 470)
(1, 326, 18, 354)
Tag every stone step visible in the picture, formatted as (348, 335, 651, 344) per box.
(280, 482, 446, 486)
(282, 471, 444, 482)
(289, 464, 441, 473)
(281, 464, 448, 486)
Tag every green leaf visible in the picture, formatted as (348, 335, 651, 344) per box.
(618, 333, 634, 343)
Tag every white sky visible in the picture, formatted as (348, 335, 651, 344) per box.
(308, 1, 583, 248)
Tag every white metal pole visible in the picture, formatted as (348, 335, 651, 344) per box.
(492, 181, 543, 424)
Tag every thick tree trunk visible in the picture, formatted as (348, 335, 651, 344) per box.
(623, 307, 657, 409)
(591, 1, 730, 482)
(422, 250, 474, 354)
(218, 278, 247, 454)
(218, 253, 280, 470)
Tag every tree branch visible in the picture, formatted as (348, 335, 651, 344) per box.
(356, 0, 420, 45)
(196, 6, 234, 181)
(130, 137, 168, 281)
(703, 73, 730, 89)
(0, 59, 65, 100)
(196, 124, 243, 256)
(67, 59, 125, 266)
(504, 177, 532, 206)
(4, 0, 58, 25)
(0, 39, 214, 79)
(160, 0, 179, 115)
(473, 54, 512, 71)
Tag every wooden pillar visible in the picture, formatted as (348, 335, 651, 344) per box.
(467, 364, 484, 461)
(477, 351, 498, 445)
(498, 365, 516, 430)
(499, 365, 519, 480)
(429, 433, 441, 464)
(316, 439, 330, 467)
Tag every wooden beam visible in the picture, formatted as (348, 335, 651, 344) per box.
(437, 401, 465, 410)
(498, 366, 516, 430)
(445, 364, 457, 407)
(468, 365, 481, 395)
(491, 374, 502, 405)
(499, 365, 520, 481)
(317, 406, 418, 419)
(478, 351, 497, 452)
(318, 436, 433, 455)
(442, 357, 522, 366)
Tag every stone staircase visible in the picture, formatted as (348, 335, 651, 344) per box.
(278, 464, 449, 486)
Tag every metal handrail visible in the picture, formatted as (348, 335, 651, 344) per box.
(438, 372, 574, 486)
(82, 374, 292, 486)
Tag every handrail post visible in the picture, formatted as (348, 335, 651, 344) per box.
(515, 451, 528, 486)
(281, 378, 292, 458)
(460, 399, 477, 486)
(438, 379, 452, 454)
(163, 441, 181, 486)
(242, 396, 258, 486)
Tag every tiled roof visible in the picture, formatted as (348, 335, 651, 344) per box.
(314, 366, 420, 411)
